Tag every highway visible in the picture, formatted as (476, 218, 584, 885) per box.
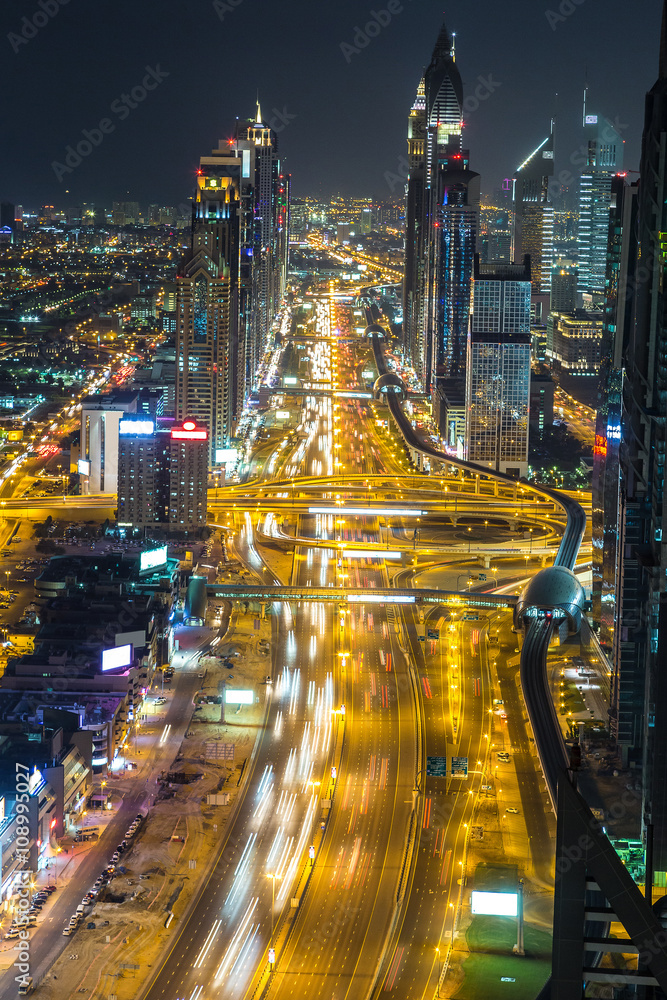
(7, 290, 589, 1000)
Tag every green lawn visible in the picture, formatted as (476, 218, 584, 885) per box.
(452, 916, 551, 999)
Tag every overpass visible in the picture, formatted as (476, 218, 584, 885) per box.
(206, 583, 516, 610)
(369, 331, 667, 997)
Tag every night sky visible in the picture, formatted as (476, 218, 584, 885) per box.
(1, 0, 663, 209)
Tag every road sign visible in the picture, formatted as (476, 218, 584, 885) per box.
(451, 756, 469, 777)
(268, 948, 276, 965)
(463, 614, 479, 621)
(479, 573, 487, 581)
(426, 756, 447, 777)
(427, 629, 440, 640)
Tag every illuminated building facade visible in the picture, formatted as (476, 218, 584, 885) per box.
(577, 107, 623, 300)
(545, 309, 603, 373)
(513, 132, 554, 294)
(176, 107, 290, 464)
(80, 391, 139, 494)
(403, 19, 479, 434)
(117, 418, 208, 533)
(465, 257, 531, 477)
(404, 78, 427, 384)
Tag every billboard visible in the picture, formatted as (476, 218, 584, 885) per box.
(225, 690, 253, 705)
(215, 448, 238, 465)
(140, 546, 168, 574)
(471, 891, 518, 917)
(172, 420, 207, 440)
(78, 459, 91, 476)
(119, 419, 154, 436)
(102, 644, 133, 672)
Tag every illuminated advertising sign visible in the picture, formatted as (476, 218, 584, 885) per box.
(101, 644, 133, 672)
(78, 459, 91, 476)
(171, 420, 207, 441)
(225, 689, 254, 705)
(216, 448, 238, 465)
(347, 595, 415, 604)
(585, 115, 599, 125)
(119, 419, 154, 436)
(140, 546, 168, 574)
(284, 378, 298, 386)
(471, 891, 518, 917)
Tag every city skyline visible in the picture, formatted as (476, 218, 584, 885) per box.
(0, 0, 662, 205)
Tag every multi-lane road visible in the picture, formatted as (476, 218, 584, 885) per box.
(1, 291, 566, 1000)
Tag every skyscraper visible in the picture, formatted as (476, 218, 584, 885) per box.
(403, 79, 427, 384)
(577, 103, 624, 301)
(403, 19, 479, 436)
(618, 2, 667, 869)
(234, 106, 288, 386)
(176, 107, 290, 465)
(513, 131, 555, 294)
(117, 417, 208, 534)
(176, 142, 244, 464)
(465, 256, 532, 476)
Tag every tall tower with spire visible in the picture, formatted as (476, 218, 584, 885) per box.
(175, 104, 290, 462)
(616, 0, 667, 872)
(403, 17, 479, 441)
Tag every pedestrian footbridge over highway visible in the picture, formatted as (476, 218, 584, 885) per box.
(206, 583, 516, 610)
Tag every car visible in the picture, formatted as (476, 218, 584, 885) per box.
(111, 853, 120, 862)
(62, 927, 72, 936)
(139, 874, 150, 880)
(5, 929, 20, 939)
(506, 807, 520, 815)
(497, 753, 511, 762)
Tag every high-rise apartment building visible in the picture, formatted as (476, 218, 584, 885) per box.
(617, 4, 667, 869)
(117, 418, 208, 534)
(513, 132, 555, 294)
(403, 20, 479, 435)
(176, 105, 290, 466)
(577, 105, 623, 300)
(465, 257, 532, 477)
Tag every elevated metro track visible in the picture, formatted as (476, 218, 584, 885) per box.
(371, 334, 586, 792)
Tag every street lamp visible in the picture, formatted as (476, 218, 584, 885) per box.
(435, 946, 442, 997)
